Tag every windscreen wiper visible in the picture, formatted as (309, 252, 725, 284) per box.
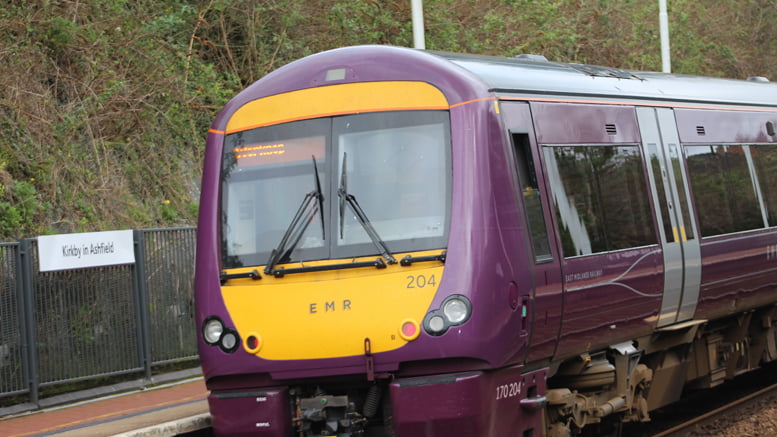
(264, 156, 325, 275)
(338, 153, 397, 265)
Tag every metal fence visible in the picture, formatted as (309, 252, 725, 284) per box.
(0, 227, 197, 405)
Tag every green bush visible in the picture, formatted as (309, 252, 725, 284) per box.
(0, 0, 775, 240)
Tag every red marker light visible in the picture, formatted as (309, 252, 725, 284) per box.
(399, 319, 420, 341)
(244, 333, 262, 353)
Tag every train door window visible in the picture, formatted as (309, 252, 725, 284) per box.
(685, 145, 764, 237)
(543, 145, 657, 257)
(511, 133, 552, 263)
(646, 143, 675, 242)
(749, 144, 777, 227)
(663, 143, 696, 241)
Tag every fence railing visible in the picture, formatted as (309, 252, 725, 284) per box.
(0, 227, 197, 406)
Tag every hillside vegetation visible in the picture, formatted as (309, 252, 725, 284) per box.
(1, 0, 775, 239)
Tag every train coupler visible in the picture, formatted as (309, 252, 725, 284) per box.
(295, 393, 368, 436)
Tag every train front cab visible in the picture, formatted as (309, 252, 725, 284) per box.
(197, 67, 551, 435)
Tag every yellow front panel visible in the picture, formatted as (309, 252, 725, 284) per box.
(221, 255, 443, 360)
(225, 81, 449, 134)
(220, 81, 449, 360)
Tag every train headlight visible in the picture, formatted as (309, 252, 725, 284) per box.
(220, 329, 240, 353)
(203, 317, 224, 345)
(423, 295, 472, 336)
(202, 316, 240, 353)
(443, 297, 470, 324)
(428, 315, 446, 334)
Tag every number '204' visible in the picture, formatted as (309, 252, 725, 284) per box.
(406, 274, 436, 289)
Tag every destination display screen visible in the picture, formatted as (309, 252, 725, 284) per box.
(233, 136, 325, 167)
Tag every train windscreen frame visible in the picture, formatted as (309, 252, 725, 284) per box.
(219, 110, 452, 269)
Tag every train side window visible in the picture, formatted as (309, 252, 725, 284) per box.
(685, 145, 763, 237)
(749, 144, 777, 227)
(511, 133, 552, 263)
(543, 145, 657, 257)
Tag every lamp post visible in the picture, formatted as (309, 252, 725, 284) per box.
(412, 0, 425, 49)
(659, 0, 671, 73)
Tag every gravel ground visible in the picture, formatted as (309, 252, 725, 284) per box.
(689, 392, 777, 436)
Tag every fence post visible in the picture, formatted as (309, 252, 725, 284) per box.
(133, 230, 153, 380)
(18, 238, 39, 406)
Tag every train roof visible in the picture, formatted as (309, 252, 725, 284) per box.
(216, 46, 777, 131)
(432, 50, 777, 109)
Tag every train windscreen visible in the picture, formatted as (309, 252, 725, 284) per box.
(220, 111, 451, 269)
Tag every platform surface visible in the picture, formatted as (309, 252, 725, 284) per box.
(1, 378, 209, 437)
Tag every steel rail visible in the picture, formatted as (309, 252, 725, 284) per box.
(651, 381, 777, 437)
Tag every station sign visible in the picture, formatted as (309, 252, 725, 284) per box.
(37, 230, 135, 272)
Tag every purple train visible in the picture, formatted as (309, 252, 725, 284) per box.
(195, 45, 777, 436)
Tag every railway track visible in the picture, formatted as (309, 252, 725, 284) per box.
(622, 362, 777, 436)
(650, 383, 777, 436)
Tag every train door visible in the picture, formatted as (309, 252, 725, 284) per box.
(636, 107, 702, 326)
(499, 101, 564, 363)
(528, 101, 664, 356)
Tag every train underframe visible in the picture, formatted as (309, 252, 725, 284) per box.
(544, 304, 777, 436)
(208, 364, 548, 436)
